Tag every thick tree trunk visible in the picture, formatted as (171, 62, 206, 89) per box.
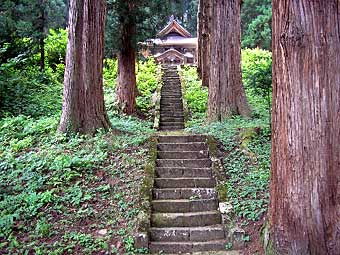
(207, 0, 251, 121)
(58, 0, 111, 134)
(116, 4, 137, 115)
(197, 0, 211, 87)
(269, 1, 340, 254)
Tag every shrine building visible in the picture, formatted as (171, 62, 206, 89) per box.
(141, 17, 197, 65)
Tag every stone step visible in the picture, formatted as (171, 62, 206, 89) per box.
(157, 150, 209, 159)
(160, 104, 183, 108)
(155, 167, 212, 178)
(152, 199, 218, 213)
(162, 77, 180, 80)
(161, 94, 182, 98)
(160, 115, 184, 119)
(149, 239, 228, 254)
(161, 90, 182, 94)
(160, 97, 182, 101)
(160, 108, 184, 112)
(160, 117, 184, 122)
(161, 91, 182, 94)
(158, 135, 207, 143)
(159, 126, 184, 131)
(161, 107, 184, 113)
(151, 211, 221, 227)
(150, 225, 226, 242)
(154, 177, 215, 188)
(157, 143, 208, 152)
(159, 116, 184, 121)
(156, 159, 211, 168)
(160, 121, 184, 128)
(160, 114, 184, 118)
(160, 99, 183, 103)
(153, 188, 217, 200)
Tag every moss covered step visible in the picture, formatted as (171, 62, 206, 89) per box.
(150, 225, 227, 242)
(158, 135, 207, 143)
(155, 167, 212, 178)
(154, 177, 215, 188)
(152, 198, 218, 213)
(157, 143, 208, 151)
(152, 188, 217, 200)
(149, 240, 229, 254)
(151, 211, 221, 228)
(156, 159, 211, 168)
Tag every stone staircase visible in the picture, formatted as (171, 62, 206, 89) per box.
(149, 66, 229, 254)
(159, 66, 185, 131)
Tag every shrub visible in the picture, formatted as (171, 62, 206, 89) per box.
(180, 66, 208, 123)
(242, 48, 272, 119)
(103, 58, 160, 117)
(45, 28, 67, 71)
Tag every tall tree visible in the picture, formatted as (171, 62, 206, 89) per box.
(115, 1, 137, 115)
(207, 0, 251, 121)
(269, 1, 340, 254)
(197, 0, 211, 87)
(58, 0, 111, 134)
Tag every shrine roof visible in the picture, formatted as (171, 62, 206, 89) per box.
(157, 19, 192, 38)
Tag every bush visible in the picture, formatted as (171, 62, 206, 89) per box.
(103, 58, 160, 117)
(180, 66, 208, 123)
(45, 29, 67, 71)
(0, 59, 63, 118)
(136, 58, 159, 115)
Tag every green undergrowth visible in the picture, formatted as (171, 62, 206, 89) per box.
(104, 58, 161, 117)
(187, 117, 271, 225)
(0, 114, 154, 254)
(180, 66, 208, 125)
(180, 49, 272, 127)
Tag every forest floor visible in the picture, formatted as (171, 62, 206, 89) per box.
(0, 115, 154, 254)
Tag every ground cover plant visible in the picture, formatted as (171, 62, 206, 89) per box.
(0, 114, 154, 254)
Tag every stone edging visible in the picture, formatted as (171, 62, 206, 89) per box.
(134, 136, 158, 251)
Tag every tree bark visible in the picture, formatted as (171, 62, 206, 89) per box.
(197, 0, 211, 87)
(207, 0, 251, 122)
(116, 2, 137, 115)
(269, 1, 340, 254)
(58, 0, 111, 134)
